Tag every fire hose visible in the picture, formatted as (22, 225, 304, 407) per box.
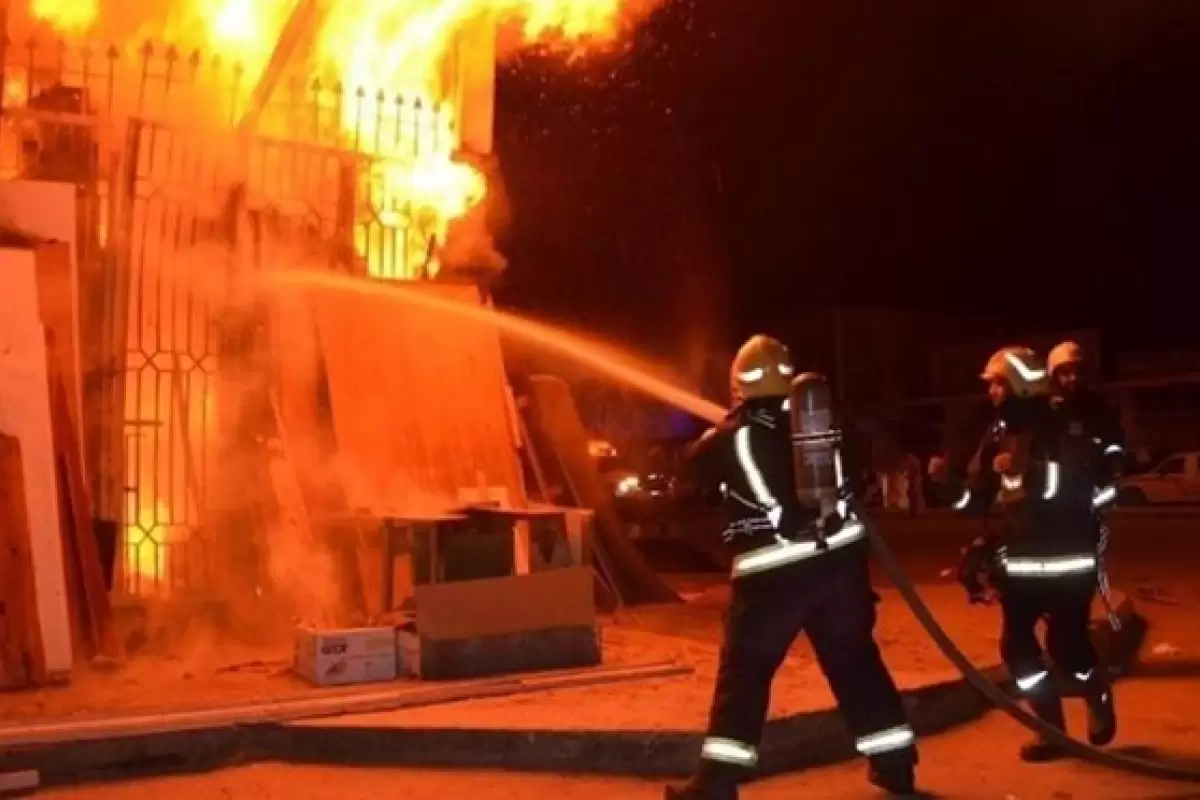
(860, 509, 1200, 783)
(781, 373, 1200, 783)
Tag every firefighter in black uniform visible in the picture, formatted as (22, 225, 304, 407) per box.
(665, 335, 918, 800)
(1047, 340, 1124, 741)
(941, 346, 1116, 762)
(1046, 340, 1125, 512)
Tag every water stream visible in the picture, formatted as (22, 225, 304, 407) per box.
(261, 269, 728, 425)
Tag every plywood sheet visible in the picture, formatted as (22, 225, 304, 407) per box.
(414, 566, 595, 641)
(0, 183, 83, 459)
(34, 243, 85, 472)
(0, 434, 47, 688)
(310, 281, 525, 516)
(0, 247, 72, 675)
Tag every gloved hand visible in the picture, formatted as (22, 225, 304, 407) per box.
(770, 505, 820, 543)
(957, 536, 1000, 605)
(927, 456, 948, 483)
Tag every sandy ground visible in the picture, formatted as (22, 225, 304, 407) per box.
(0, 580, 993, 731)
(4, 576, 1197, 735)
(46, 683, 1200, 799)
(14, 576, 1200, 798)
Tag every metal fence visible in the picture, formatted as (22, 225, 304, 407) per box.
(1, 36, 458, 596)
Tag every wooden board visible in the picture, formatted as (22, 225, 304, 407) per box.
(310, 281, 526, 516)
(33, 242, 85, 475)
(0, 435, 47, 688)
(414, 566, 594, 642)
(0, 185, 85, 470)
(525, 375, 677, 606)
(0, 247, 72, 677)
(267, 282, 327, 501)
(47, 346, 115, 659)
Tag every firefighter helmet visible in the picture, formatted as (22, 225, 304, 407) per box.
(980, 346, 1049, 398)
(1047, 340, 1085, 375)
(731, 335, 794, 402)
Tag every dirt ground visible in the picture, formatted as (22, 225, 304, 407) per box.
(3, 577, 1196, 736)
(0, 577, 984, 728)
(47, 685, 1200, 799)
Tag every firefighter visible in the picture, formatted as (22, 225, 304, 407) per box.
(1046, 340, 1125, 512)
(1047, 340, 1124, 744)
(665, 335, 918, 800)
(941, 346, 1115, 762)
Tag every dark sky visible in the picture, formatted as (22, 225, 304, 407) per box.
(490, 2, 1200, 355)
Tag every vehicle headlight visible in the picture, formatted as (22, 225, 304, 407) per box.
(615, 476, 641, 496)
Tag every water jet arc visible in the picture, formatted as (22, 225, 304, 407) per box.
(262, 270, 728, 425)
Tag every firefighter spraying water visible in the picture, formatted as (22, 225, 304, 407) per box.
(665, 335, 917, 800)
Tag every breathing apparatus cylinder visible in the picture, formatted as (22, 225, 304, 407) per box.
(789, 373, 845, 547)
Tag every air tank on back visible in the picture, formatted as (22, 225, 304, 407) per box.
(788, 372, 843, 520)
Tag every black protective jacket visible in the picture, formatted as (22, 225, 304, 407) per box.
(688, 397, 867, 578)
(1050, 387, 1125, 511)
(948, 396, 1099, 567)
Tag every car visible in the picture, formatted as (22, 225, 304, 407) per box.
(1119, 451, 1200, 505)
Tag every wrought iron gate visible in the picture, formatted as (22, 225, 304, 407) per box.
(118, 118, 354, 596)
(4, 38, 453, 597)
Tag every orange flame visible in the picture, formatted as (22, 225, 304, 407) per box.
(30, 0, 97, 33)
(26, 0, 654, 275)
(23, 0, 658, 592)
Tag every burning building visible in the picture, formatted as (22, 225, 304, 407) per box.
(0, 0, 661, 629)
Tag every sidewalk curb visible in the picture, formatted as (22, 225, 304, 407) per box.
(1, 668, 1002, 787)
(265, 669, 1001, 778)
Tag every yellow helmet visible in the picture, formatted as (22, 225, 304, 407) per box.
(731, 335, 794, 402)
(1047, 340, 1085, 375)
(980, 346, 1049, 398)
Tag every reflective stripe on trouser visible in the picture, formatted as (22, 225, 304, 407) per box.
(701, 553, 915, 780)
(1001, 553, 1096, 577)
(701, 736, 758, 767)
(855, 724, 917, 756)
(730, 521, 866, 578)
(1014, 669, 1050, 693)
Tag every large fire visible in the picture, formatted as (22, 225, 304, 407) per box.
(25, 0, 655, 270)
(18, 0, 658, 595)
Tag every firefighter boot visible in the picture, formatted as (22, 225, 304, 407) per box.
(1082, 672, 1117, 747)
(867, 750, 918, 797)
(1020, 689, 1069, 763)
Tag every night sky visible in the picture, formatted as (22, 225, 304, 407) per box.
(491, 2, 1200, 355)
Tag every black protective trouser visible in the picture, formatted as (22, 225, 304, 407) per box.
(1000, 571, 1099, 719)
(696, 550, 916, 783)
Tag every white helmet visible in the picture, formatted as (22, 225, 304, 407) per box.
(1047, 340, 1085, 376)
(980, 346, 1049, 398)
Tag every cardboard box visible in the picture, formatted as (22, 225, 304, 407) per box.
(293, 626, 398, 687)
(395, 567, 599, 680)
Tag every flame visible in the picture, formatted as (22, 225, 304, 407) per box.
(23, 0, 656, 593)
(25, 0, 651, 276)
(30, 0, 97, 33)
